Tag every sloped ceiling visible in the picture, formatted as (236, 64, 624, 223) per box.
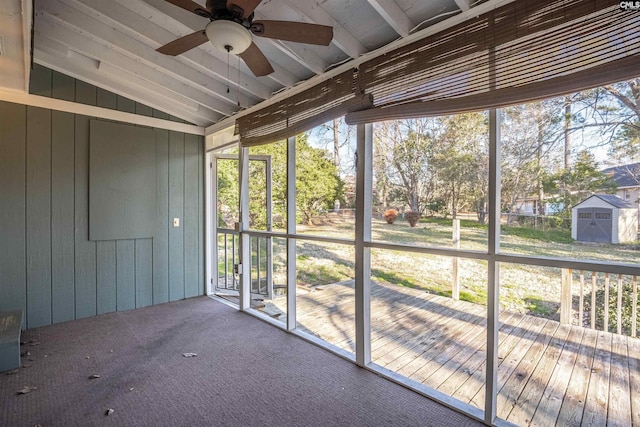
(0, 0, 31, 92)
(2, 0, 486, 128)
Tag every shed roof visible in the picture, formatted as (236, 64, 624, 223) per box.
(575, 194, 637, 209)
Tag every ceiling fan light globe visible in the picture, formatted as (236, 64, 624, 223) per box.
(205, 20, 252, 54)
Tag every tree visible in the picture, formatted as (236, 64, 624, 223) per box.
(604, 79, 640, 161)
(500, 101, 565, 220)
(216, 134, 342, 228)
(248, 141, 288, 229)
(544, 150, 617, 212)
(374, 119, 435, 213)
(430, 113, 488, 219)
(215, 154, 240, 228)
(295, 134, 344, 225)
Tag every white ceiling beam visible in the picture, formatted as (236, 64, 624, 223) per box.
(21, 0, 32, 92)
(36, 13, 231, 120)
(34, 46, 217, 125)
(206, 0, 517, 136)
(365, 0, 413, 37)
(277, 0, 367, 59)
(0, 89, 205, 134)
(76, 0, 273, 100)
(36, 34, 201, 111)
(0, 0, 30, 92)
(45, 0, 255, 111)
(254, 37, 326, 75)
(454, 0, 473, 12)
(135, 0, 288, 94)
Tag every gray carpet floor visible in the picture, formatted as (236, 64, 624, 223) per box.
(0, 297, 483, 426)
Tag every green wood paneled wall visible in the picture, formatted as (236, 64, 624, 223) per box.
(0, 65, 205, 329)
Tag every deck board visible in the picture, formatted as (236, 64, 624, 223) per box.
(608, 333, 632, 427)
(555, 325, 596, 426)
(263, 280, 637, 425)
(507, 324, 571, 426)
(498, 319, 558, 420)
(430, 311, 517, 393)
(582, 331, 612, 427)
(628, 336, 640, 426)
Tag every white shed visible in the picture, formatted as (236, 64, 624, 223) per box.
(572, 194, 638, 243)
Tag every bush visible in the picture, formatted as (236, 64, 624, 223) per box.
(383, 208, 399, 224)
(543, 216, 563, 228)
(405, 211, 420, 227)
(583, 285, 636, 335)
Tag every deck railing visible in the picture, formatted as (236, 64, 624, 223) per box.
(561, 269, 639, 337)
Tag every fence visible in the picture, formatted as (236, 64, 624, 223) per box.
(501, 213, 571, 230)
(561, 269, 639, 337)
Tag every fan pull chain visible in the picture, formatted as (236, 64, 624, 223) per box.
(237, 58, 240, 107)
(226, 48, 230, 94)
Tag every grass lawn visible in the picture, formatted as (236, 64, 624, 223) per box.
(290, 213, 639, 319)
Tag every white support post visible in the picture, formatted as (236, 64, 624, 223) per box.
(238, 146, 251, 311)
(286, 136, 297, 331)
(355, 123, 373, 367)
(205, 151, 214, 296)
(485, 108, 501, 425)
(266, 157, 274, 299)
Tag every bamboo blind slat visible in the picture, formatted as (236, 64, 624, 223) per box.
(346, 1, 639, 124)
(236, 69, 369, 146)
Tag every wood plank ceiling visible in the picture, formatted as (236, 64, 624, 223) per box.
(31, 0, 473, 127)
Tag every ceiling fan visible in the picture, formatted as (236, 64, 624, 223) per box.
(156, 0, 334, 77)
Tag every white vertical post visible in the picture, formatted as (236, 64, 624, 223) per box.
(485, 108, 501, 425)
(560, 268, 573, 324)
(617, 274, 623, 335)
(633, 276, 637, 337)
(452, 219, 460, 300)
(286, 136, 297, 331)
(605, 273, 610, 332)
(205, 151, 213, 295)
(238, 145, 251, 311)
(266, 157, 274, 299)
(591, 272, 597, 329)
(355, 123, 373, 367)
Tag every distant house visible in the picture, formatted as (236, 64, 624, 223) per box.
(514, 162, 640, 217)
(601, 162, 640, 208)
(514, 197, 564, 216)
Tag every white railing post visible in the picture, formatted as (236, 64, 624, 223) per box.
(560, 268, 572, 325)
(452, 219, 460, 300)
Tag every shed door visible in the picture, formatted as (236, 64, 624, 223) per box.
(576, 208, 612, 243)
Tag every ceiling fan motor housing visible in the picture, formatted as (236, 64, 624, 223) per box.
(205, 20, 252, 54)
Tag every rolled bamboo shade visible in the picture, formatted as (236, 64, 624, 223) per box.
(346, 0, 639, 124)
(236, 0, 638, 142)
(236, 69, 371, 146)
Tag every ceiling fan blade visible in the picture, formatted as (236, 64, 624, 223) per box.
(164, 0, 212, 18)
(251, 21, 333, 46)
(226, 0, 262, 19)
(157, 30, 209, 56)
(238, 42, 274, 77)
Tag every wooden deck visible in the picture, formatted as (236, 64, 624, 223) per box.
(264, 280, 640, 426)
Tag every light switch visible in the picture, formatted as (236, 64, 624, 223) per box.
(173, 218, 180, 227)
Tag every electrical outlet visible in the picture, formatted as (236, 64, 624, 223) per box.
(173, 218, 180, 227)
